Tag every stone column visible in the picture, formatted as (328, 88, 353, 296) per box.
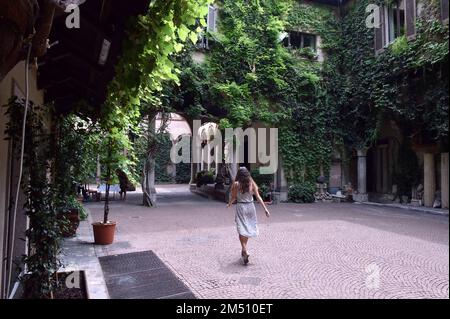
(381, 147, 389, 193)
(274, 157, 288, 202)
(200, 147, 204, 171)
(441, 153, 449, 209)
(376, 147, 382, 193)
(96, 154, 101, 184)
(148, 119, 157, 204)
(354, 149, 368, 202)
(341, 149, 351, 187)
(189, 162, 197, 190)
(423, 153, 435, 207)
(215, 145, 219, 177)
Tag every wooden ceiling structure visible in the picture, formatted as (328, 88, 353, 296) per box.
(37, 0, 150, 115)
(1, 0, 348, 117)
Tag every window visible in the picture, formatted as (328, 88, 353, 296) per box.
(384, 0, 406, 44)
(207, 5, 218, 33)
(375, 0, 416, 54)
(283, 31, 317, 51)
(197, 5, 218, 50)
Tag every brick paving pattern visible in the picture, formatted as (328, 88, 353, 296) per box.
(85, 185, 449, 299)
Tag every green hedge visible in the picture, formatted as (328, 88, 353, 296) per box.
(288, 182, 316, 203)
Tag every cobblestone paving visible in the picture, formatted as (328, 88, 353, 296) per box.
(86, 185, 449, 299)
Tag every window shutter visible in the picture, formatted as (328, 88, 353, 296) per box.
(405, 0, 417, 40)
(375, 5, 385, 54)
(207, 5, 217, 32)
(442, 0, 449, 23)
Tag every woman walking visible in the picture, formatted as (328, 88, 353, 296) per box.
(227, 167, 270, 265)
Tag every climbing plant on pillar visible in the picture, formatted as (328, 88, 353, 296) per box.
(5, 97, 63, 298)
(93, 0, 211, 227)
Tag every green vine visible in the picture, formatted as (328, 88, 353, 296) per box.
(4, 97, 63, 298)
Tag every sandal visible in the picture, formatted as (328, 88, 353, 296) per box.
(241, 251, 250, 265)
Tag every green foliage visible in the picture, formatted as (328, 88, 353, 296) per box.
(287, 182, 316, 203)
(258, 183, 271, 200)
(393, 139, 421, 200)
(65, 196, 89, 221)
(4, 97, 63, 298)
(251, 168, 273, 187)
(154, 133, 174, 183)
(390, 36, 409, 56)
(174, 134, 192, 184)
(53, 113, 99, 212)
(98, 0, 211, 213)
(162, 0, 337, 185)
(176, 162, 192, 184)
(90, 0, 448, 212)
(196, 169, 215, 186)
(327, 0, 449, 149)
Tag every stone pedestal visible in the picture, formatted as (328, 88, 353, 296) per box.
(423, 153, 435, 207)
(441, 153, 449, 209)
(355, 149, 368, 202)
(189, 162, 197, 185)
(353, 193, 369, 202)
(329, 160, 342, 194)
(274, 157, 288, 203)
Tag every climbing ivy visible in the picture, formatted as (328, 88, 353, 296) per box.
(327, 0, 449, 150)
(144, 0, 448, 189)
(96, 0, 211, 212)
(154, 133, 174, 183)
(160, 0, 339, 184)
(5, 98, 63, 298)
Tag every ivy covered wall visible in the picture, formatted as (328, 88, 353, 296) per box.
(162, 0, 448, 189)
(166, 0, 340, 185)
(328, 0, 449, 150)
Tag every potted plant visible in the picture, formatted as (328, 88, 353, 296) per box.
(57, 196, 89, 237)
(92, 130, 129, 245)
(52, 114, 96, 237)
(57, 197, 80, 238)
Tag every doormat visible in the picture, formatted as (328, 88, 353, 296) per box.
(99, 250, 196, 299)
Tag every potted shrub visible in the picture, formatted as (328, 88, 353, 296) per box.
(196, 170, 205, 187)
(57, 196, 89, 237)
(196, 169, 215, 187)
(203, 170, 215, 185)
(92, 132, 128, 245)
(52, 114, 96, 237)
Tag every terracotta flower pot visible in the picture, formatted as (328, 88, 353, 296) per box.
(58, 209, 80, 237)
(92, 221, 116, 245)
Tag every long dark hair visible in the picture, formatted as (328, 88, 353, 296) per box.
(235, 167, 251, 193)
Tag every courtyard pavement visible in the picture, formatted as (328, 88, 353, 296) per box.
(70, 184, 449, 299)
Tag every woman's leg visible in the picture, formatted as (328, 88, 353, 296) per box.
(239, 235, 249, 253)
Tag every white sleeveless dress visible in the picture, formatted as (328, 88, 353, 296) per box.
(235, 183, 258, 238)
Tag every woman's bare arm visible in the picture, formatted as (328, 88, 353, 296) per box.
(227, 182, 238, 207)
(252, 179, 270, 217)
